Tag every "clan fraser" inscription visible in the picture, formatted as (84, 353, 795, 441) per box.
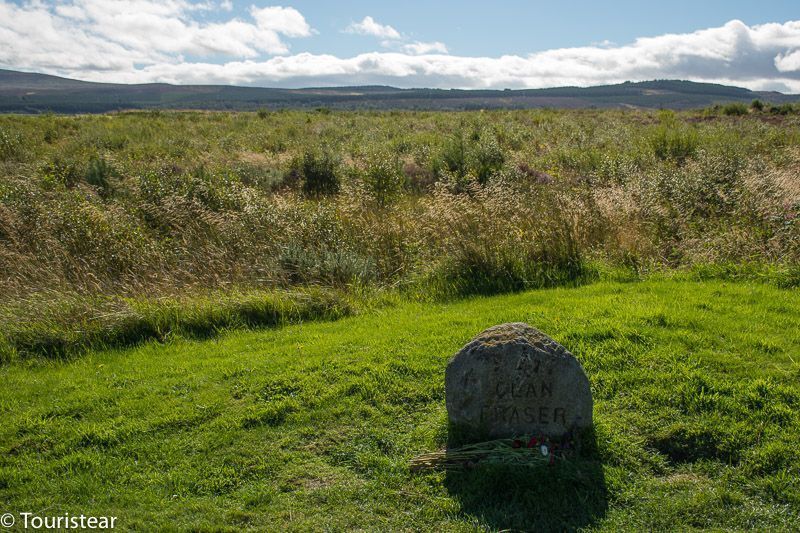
(480, 404, 567, 425)
(446, 323, 593, 444)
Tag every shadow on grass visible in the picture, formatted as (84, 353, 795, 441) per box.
(1, 288, 351, 362)
(445, 431, 607, 532)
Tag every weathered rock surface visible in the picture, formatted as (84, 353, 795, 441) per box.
(445, 323, 592, 444)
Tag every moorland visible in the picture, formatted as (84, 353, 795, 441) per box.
(0, 104, 799, 530)
(1, 104, 798, 361)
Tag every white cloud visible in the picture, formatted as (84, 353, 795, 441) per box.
(1, 7, 800, 92)
(346, 16, 449, 56)
(250, 5, 313, 38)
(776, 49, 800, 72)
(0, 0, 314, 72)
(402, 41, 449, 55)
(344, 16, 400, 40)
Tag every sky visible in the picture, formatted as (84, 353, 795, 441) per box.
(1, 0, 800, 91)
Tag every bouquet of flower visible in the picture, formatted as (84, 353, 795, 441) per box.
(410, 434, 576, 472)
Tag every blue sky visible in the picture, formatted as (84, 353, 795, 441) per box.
(1, 1, 800, 91)
(226, 0, 800, 57)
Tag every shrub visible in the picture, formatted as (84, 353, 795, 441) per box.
(441, 131, 469, 178)
(751, 99, 765, 111)
(650, 126, 698, 164)
(300, 148, 340, 197)
(438, 127, 505, 185)
(233, 163, 285, 191)
(722, 103, 749, 116)
(43, 157, 83, 188)
(473, 130, 505, 185)
(85, 156, 115, 197)
(768, 103, 796, 116)
(360, 152, 406, 208)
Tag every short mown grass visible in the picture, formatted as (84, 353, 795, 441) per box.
(1, 280, 799, 531)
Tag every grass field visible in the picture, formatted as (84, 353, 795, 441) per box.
(1, 279, 798, 531)
(2, 109, 799, 363)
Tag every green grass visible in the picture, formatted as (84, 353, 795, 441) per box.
(0, 288, 352, 363)
(1, 280, 799, 531)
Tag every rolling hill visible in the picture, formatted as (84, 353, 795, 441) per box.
(0, 68, 797, 113)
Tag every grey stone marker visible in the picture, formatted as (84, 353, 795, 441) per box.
(445, 323, 592, 444)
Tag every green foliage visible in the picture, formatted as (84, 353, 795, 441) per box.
(279, 243, 376, 287)
(359, 151, 406, 207)
(751, 99, 765, 111)
(431, 248, 588, 297)
(438, 127, 506, 185)
(85, 155, 115, 197)
(42, 156, 83, 187)
(650, 124, 699, 163)
(0, 126, 23, 161)
(300, 147, 340, 197)
(472, 129, 504, 184)
(768, 103, 799, 116)
(440, 130, 469, 177)
(722, 102, 749, 116)
(1, 105, 799, 530)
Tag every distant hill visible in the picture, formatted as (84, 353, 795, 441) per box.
(0, 69, 797, 113)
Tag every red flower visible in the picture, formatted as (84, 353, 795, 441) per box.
(549, 454, 555, 466)
(512, 439, 523, 448)
(527, 437, 538, 448)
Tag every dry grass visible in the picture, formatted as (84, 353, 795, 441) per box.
(0, 108, 798, 357)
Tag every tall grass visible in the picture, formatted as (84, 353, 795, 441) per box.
(0, 108, 798, 359)
(0, 288, 351, 363)
(414, 181, 589, 296)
